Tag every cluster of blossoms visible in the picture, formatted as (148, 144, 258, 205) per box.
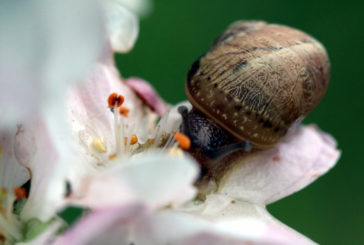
(0, 0, 340, 244)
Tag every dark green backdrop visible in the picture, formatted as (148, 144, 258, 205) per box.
(116, 0, 364, 244)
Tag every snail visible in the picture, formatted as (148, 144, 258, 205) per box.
(178, 21, 330, 169)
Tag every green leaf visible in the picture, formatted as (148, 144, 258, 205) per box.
(58, 206, 85, 226)
(21, 218, 55, 242)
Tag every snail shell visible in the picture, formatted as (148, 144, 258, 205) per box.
(186, 21, 330, 147)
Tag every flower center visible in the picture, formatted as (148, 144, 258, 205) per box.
(95, 92, 192, 162)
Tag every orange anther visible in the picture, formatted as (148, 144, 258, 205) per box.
(174, 132, 191, 150)
(130, 135, 138, 145)
(13, 187, 27, 200)
(109, 153, 117, 160)
(119, 107, 130, 118)
(108, 93, 124, 107)
(109, 154, 116, 160)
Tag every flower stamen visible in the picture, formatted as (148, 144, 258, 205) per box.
(109, 154, 117, 160)
(130, 135, 138, 145)
(91, 138, 107, 153)
(107, 93, 124, 108)
(107, 93, 127, 156)
(119, 107, 130, 118)
(106, 93, 136, 157)
(174, 133, 191, 150)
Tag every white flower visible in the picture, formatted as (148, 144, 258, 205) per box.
(1, 0, 340, 244)
(13, 31, 198, 226)
(12, 27, 338, 244)
(58, 58, 198, 210)
(13, 52, 200, 245)
(51, 111, 339, 244)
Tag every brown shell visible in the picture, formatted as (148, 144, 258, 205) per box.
(186, 21, 330, 147)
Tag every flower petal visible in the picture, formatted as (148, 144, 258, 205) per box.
(102, 0, 139, 53)
(0, 127, 29, 189)
(53, 205, 148, 245)
(67, 63, 157, 163)
(14, 117, 69, 221)
(218, 125, 340, 205)
(66, 152, 199, 209)
(53, 203, 313, 245)
(125, 77, 168, 116)
(67, 63, 144, 131)
(131, 208, 315, 245)
(0, 0, 104, 126)
(177, 194, 316, 244)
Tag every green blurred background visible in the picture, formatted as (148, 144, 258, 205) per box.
(116, 0, 364, 244)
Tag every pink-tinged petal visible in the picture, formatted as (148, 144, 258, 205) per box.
(0, 127, 29, 189)
(67, 152, 198, 209)
(178, 194, 315, 244)
(53, 205, 148, 245)
(54, 194, 313, 245)
(58, 206, 312, 245)
(14, 117, 67, 221)
(67, 63, 152, 128)
(67, 64, 157, 163)
(218, 125, 340, 205)
(177, 221, 314, 245)
(98, 40, 114, 67)
(67, 64, 138, 129)
(131, 209, 315, 245)
(125, 77, 168, 116)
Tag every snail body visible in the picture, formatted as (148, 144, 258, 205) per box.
(179, 21, 330, 167)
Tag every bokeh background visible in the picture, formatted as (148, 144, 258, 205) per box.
(116, 0, 364, 244)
